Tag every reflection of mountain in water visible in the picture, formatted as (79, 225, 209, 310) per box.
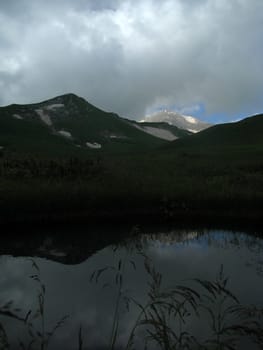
(0, 229, 123, 264)
(0, 228, 203, 264)
(1, 228, 262, 266)
(143, 230, 200, 244)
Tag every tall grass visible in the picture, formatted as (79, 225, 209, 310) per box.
(89, 242, 263, 350)
(0, 253, 262, 349)
(123, 260, 263, 350)
(0, 259, 68, 350)
(0, 144, 262, 224)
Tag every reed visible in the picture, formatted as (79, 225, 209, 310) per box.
(0, 254, 262, 349)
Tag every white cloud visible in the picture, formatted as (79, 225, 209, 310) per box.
(0, 0, 263, 120)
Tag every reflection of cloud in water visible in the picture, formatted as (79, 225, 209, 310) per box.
(0, 257, 33, 307)
(142, 230, 200, 245)
(0, 230, 262, 349)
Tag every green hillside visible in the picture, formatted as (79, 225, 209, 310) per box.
(0, 108, 79, 157)
(0, 93, 191, 157)
(169, 114, 263, 152)
(0, 101, 262, 225)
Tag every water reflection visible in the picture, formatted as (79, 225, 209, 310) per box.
(0, 228, 262, 349)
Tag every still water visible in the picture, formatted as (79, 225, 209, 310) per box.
(0, 228, 262, 349)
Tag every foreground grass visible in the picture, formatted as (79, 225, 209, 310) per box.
(0, 143, 262, 224)
(1, 255, 263, 350)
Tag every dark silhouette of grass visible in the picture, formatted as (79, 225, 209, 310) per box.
(123, 261, 263, 350)
(0, 252, 262, 349)
(89, 242, 263, 350)
(0, 259, 68, 350)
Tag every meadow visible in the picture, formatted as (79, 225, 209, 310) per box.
(0, 140, 262, 226)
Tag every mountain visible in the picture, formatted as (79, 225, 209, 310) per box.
(0, 229, 199, 265)
(142, 111, 212, 133)
(0, 93, 190, 156)
(170, 113, 263, 151)
(128, 120, 192, 141)
(0, 106, 262, 224)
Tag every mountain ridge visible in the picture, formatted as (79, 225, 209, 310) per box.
(141, 110, 212, 133)
(169, 113, 263, 151)
(0, 93, 191, 156)
(0, 98, 262, 225)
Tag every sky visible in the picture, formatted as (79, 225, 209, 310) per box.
(0, 0, 263, 123)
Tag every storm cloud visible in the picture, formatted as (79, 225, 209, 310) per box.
(0, 0, 263, 121)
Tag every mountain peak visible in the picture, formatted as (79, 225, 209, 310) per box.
(31, 93, 87, 106)
(141, 111, 212, 133)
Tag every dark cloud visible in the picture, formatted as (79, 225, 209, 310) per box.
(78, 0, 122, 11)
(0, 0, 30, 15)
(0, 0, 263, 121)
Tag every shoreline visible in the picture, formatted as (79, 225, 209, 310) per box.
(1, 206, 262, 233)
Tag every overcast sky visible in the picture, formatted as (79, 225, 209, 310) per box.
(0, 0, 262, 122)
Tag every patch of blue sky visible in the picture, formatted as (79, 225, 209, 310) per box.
(149, 101, 262, 125)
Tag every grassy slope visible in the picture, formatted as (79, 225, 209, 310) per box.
(129, 120, 192, 138)
(0, 94, 168, 156)
(50, 95, 168, 152)
(52, 111, 167, 153)
(170, 114, 263, 151)
(0, 113, 262, 224)
(0, 111, 80, 158)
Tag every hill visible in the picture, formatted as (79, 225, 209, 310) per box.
(142, 110, 211, 133)
(0, 93, 190, 157)
(0, 104, 262, 225)
(169, 114, 263, 151)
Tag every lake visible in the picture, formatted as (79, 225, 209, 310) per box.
(0, 227, 262, 349)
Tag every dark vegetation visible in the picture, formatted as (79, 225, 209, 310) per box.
(0, 251, 262, 349)
(0, 226, 262, 349)
(0, 142, 262, 225)
(0, 93, 179, 155)
(0, 97, 262, 225)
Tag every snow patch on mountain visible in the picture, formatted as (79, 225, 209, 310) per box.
(13, 114, 23, 120)
(109, 135, 128, 140)
(184, 116, 197, 124)
(58, 130, 72, 138)
(134, 124, 177, 141)
(46, 104, 64, 110)
(142, 111, 211, 133)
(35, 109, 52, 126)
(86, 142, 102, 149)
